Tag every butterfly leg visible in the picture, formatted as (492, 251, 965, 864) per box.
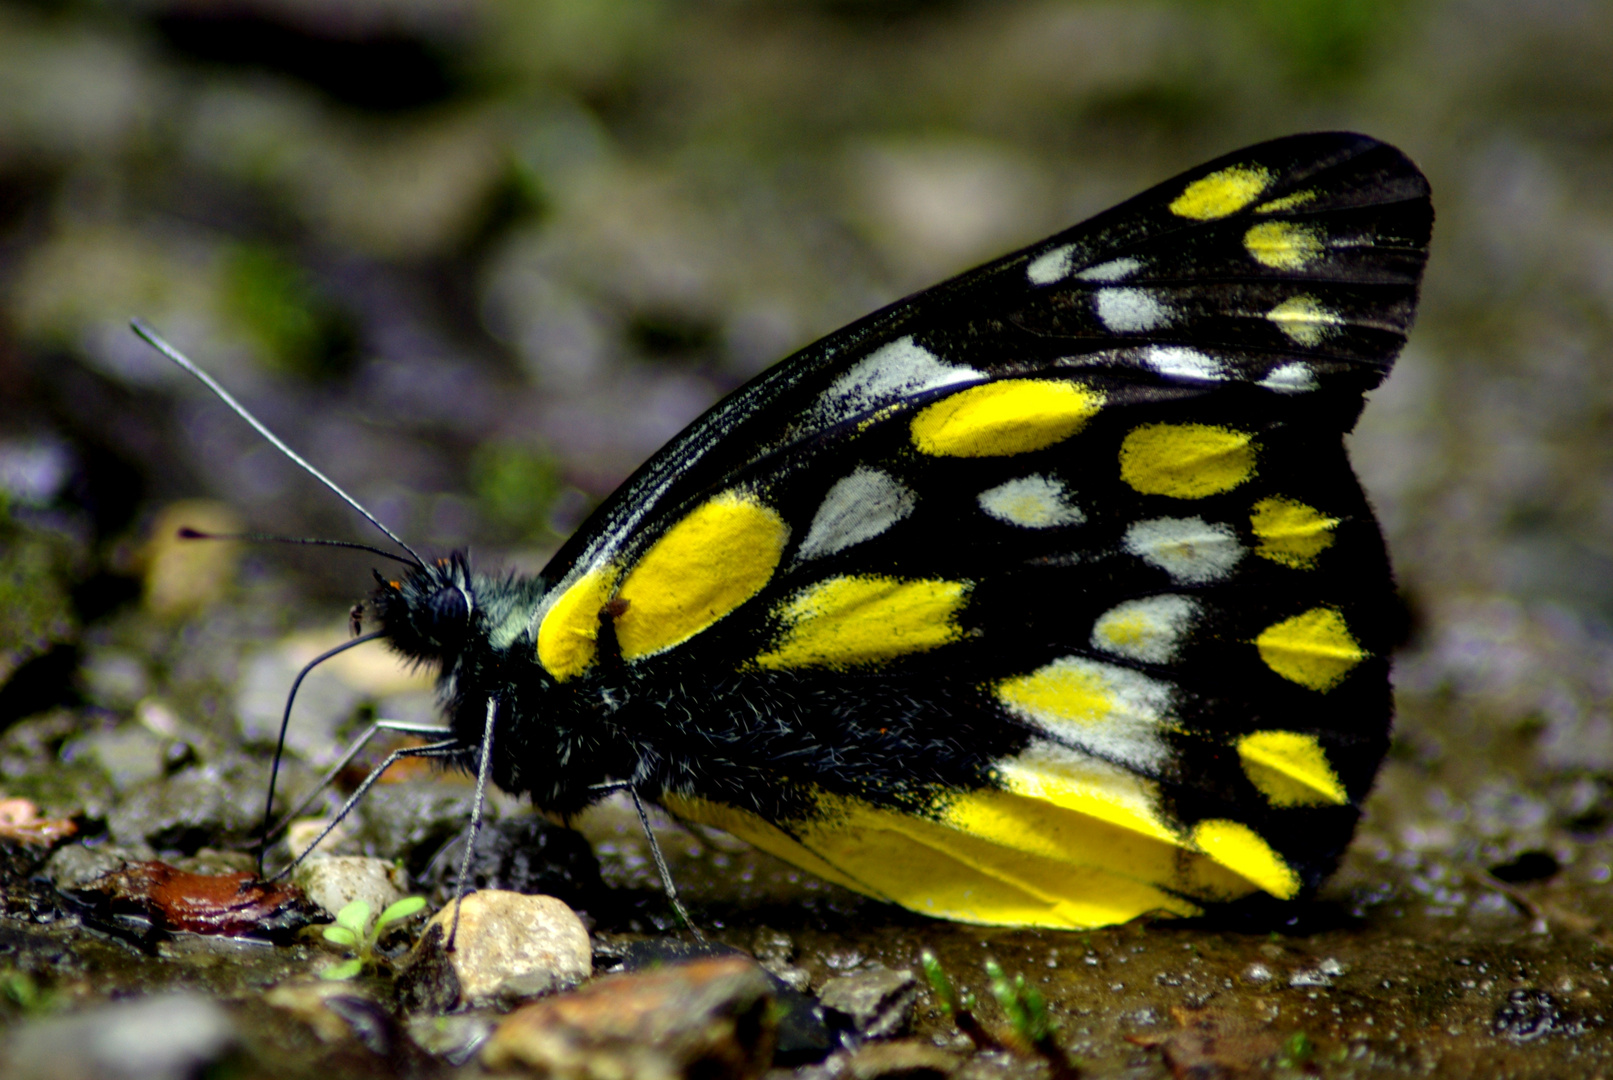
(265, 734, 462, 881)
(260, 717, 455, 850)
(588, 779, 705, 941)
(447, 695, 499, 951)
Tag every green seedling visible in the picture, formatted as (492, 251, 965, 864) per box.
(920, 949, 977, 1017)
(320, 896, 428, 981)
(984, 958, 1055, 1044)
(0, 968, 51, 1013)
(1277, 1031, 1316, 1068)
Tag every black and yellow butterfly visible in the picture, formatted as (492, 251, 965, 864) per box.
(154, 131, 1432, 930)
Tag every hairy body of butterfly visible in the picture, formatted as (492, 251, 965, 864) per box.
(373, 132, 1432, 930)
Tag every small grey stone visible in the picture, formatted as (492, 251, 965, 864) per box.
(42, 844, 137, 889)
(819, 965, 920, 1039)
(234, 649, 360, 763)
(753, 926, 810, 991)
(294, 855, 407, 923)
(106, 755, 262, 852)
(78, 725, 166, 792)
(3, 992, 238, 1080)
(80, 651, 149, 709)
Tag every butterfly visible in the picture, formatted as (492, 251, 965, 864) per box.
(146, 131, 1432, 931)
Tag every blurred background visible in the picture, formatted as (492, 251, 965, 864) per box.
(3, 0, 1613, 862)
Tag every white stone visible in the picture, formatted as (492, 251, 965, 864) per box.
(294, 855, 407, 925)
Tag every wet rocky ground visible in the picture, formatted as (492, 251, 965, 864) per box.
(5, 0, 1613, 1077)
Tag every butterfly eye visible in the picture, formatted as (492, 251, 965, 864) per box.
(429, 585, 471, 627)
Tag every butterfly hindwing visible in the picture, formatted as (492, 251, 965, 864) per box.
(525, 132, 1431, 929)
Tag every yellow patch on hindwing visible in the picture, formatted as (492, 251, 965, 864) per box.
(756, 575, 969, 670)
(1251, 496, 1338, 569)
(613, 491, 788, 661)
(1119, 423, 1256, 499)
(911, 379, 1105, 458)
(1237, 731, 1349, 807)
(1168, 165, 1273, 220)
(1191, 819, 1301, 899)
(659, 793, 870, 895)
(1255, 607, 1366, 691)
(667, 763, 1278, 928)
(1244, 220, 1325, 270)
(536, 565, 619, 681)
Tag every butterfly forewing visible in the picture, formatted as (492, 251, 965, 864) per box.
(525, 132, 1431, 929)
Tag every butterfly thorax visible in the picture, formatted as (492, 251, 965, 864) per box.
(371, 556, 651, 814)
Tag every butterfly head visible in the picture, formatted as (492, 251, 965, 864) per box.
(371, 552, 478, 661)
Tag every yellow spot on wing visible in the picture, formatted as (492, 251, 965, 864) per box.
(1254, 190, 1316, 213)
(1237, 730, 1349, 806)
(1251, 496, 1338, 569)
(911, 380, 1105, 458)
(1256, 607, 1365, 691)
(1191, 819, 1300, 899)
(1244, 220, 1325, 270)
(756, 575, 969, 670)
(1119, 423, 1256, 499)
(615, 491, 788, 661)
(1265, 295, 1343, 346)
(1169, 164, 1273, 220)
(536, 566, 618, 681)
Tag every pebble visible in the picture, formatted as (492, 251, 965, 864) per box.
(846, 1040, 961, 1079)
(293, 855, 407, 923)
(105, 755, 263, 852)
(407, 1012, 496, 1065)
(752, 926, 811, 991)
(3, 992, 238, 1080)
(482, 954, 777, 1079)
(401, 890, 591, 1009)
(819, 965, 920, 1039)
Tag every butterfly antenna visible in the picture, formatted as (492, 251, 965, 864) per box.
(177, 528, 419, 568)
(130, 319, 427, 570)
(256, 630, 385, 876)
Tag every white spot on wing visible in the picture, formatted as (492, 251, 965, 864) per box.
(1123, 517, 1244, 584)
(818, 336, 980, 422)
(1145, 345, 1223, 382)
(1091, 594, 1202, 664)
(1027, 244, 1077, 285)
(978, 475, 1084, 529)
(998, 656, 1173, 773)
(797, 467, 916, 560)
(1075, 257, 1142, 282)
(1095, 288, 1168, 333)
(1260, 362, 1319, 393)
